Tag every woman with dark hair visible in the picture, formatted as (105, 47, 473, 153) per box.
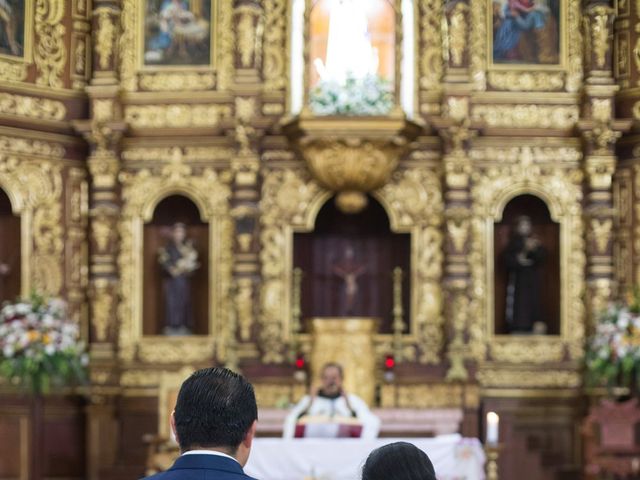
(362, 442, 437, 480)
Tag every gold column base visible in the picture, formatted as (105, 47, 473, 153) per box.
(485, 444, 502, 480)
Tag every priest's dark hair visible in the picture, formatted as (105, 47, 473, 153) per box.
(173, 367, 257, 453)
(362, 442, 436, 480)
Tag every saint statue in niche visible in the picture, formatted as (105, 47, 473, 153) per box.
(332, 245, 366, 316)
(504, 215, 546, 334)
(158, 222, 200, 335)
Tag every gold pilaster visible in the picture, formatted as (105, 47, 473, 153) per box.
(580, 4, 631, 319)
(434, 97, 479, 382)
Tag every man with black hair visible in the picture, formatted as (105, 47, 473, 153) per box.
(145, 367, 258, 479)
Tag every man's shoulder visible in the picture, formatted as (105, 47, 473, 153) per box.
(142, 471, 258, 480)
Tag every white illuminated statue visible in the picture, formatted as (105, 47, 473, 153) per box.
(315, 0, 379, 84)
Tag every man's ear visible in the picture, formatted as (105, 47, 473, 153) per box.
(242, 420, 258, 449)
(170, 410, 179, 444)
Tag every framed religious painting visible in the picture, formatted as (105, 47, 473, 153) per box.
(489, 0, 564, 68)
(141, 0, 214, 68)
(120, 0, 233, 91)
(0, 0, 34, 82)
(483, 0, 579, 92)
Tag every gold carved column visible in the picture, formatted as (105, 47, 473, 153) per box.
(435, 7, 477, 379)
(230, 0, 267, 369)
(74, 2, 125, 478)
(581, 2, 631, 324)
(435, 103, 477, 382)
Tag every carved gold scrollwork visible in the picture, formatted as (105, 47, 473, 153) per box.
(95, 7, 115, 70)
(263, 0, 287, 90)
(419, 0, 444, 89)
(378, 169, 444, 364)
(384, 384, 464, 408)
(34, 0, 66, 88)
(446, 293, 470, 380)
(490, 339, 564, 363)
(260, 169, 322, 363)
(0, 93, 66, 121)
(471, 105, 579, 129)
(90, 278, 114, 342)
(590, 218, 612, 254)
(487, 72, 564, 91)
(138, 73, 216, 91)
(118, 150, 233, 363)
(584, 5, 614, 70)
(236, 4, 262, 69)
(0, 143, 65, 298)
(122, 146, 235, 163)
(447, 2, 468, 67)
(469, 0, 486, 89)
(125, 105, 232, 129)
(477, 368, 581, 388)
(236, 278, 254, 342)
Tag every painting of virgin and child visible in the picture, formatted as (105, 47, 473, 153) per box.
(492, 0, 560, 65)
(144, 0, 212, 66)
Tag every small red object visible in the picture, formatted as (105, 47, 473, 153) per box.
(384, 355, 395, 369)
(295, 355, 305, 369)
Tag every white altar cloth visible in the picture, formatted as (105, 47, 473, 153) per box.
(245, 434, 485, 480)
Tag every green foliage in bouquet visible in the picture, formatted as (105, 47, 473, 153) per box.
(585, 287, 640, 394)
(0, 294, 88, 395)
(309, 74, 394, 116)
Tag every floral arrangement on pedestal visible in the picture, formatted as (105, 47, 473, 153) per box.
(0, 295, 88, 395)
(309, 74, 393, 116)
(586, 290, 640, 394)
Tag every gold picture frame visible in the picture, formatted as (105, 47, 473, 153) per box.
(120, 0, 233, 92)
(473, 0, 582, 92)
(0, 0, 34, 84)
(487, 0, 566, 71)
(138, 0, 218, 71)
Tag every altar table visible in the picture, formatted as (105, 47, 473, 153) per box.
(245, 434, 485, 480)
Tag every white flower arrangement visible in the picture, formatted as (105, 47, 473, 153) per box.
(0, 295, 88, 394)
(586, 292, 640, 393)
(309, 74, 394, 116)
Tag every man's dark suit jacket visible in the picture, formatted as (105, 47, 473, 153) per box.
(144, 453, 258, 480)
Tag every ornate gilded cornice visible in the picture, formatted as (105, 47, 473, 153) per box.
(282, 116, 422, 213)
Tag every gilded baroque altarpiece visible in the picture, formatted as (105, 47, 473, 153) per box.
(0, 0, 634, 416)
(2, 1, 640, 476)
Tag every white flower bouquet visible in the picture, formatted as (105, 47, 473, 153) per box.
(586, 291, 640, 393)
(0, 295, 88, 394)
(310, 74, 394, 116)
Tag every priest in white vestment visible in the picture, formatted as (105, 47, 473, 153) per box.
(283, 363, 381, 439)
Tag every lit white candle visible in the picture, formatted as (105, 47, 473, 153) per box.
(486, 411, 499, 445)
